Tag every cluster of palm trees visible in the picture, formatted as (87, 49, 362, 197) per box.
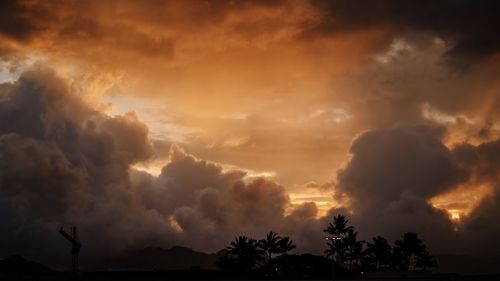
(219, 214, 437, 277)
(218, 232, 296, 274)
(324, 214, 438, 272)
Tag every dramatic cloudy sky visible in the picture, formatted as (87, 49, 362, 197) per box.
(0, 0, 499, 269)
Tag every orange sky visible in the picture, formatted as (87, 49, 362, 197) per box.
(1, 0, 500, 247)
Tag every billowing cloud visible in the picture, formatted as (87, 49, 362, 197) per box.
(0, 67, 332, 267)
(461, 189, 500, 256)
(1, 0, 498, 189)
(451, 139, 500, 255)
(0, 66, 176, 265)
(132, 143, 291, 249)
(338, 126, 467, 210)
(336, 126, 500, 255)
(0, 0, 499, 272)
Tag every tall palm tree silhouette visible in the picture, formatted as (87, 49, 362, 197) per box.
(345, 228, 364, 270)
(367, 236, 392, 270)
(395, 232, 426, 270)
(350, 239, 365, 270)
(391, 246, 404, 270)
(324, 214, 353, 238)
(324, 214, 352, 265)
(415, 250, 438, 271)
(259, 232, 282, 260)
(227, 236, 263, 273)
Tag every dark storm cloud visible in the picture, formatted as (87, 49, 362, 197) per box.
(0, 67, 328, 267)
(335, 127, 465, 248)
(338, 126, 467, 209)
(0, 67, 498, 267)
(310, 0, 500, 61)
(336, 126, 500, 254)
(0, 134, 84, 218)
(461, 188, 500, 256)
(450, 139, 500, 255)
(0, 0, 47, 41)
(452, 139, 500, 181)
(0, 66, 176, 265)
(132, 144, 298, 252)
(1, 0, 499, 75)
(0, 0, 288, 63)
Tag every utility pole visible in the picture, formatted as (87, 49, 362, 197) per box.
(59, 226, 82, 275)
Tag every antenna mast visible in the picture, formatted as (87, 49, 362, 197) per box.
(59, 226, 82, 275)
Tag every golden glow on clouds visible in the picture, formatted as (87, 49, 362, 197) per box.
(2, 0, 499, 227)
(289, 191, 337, 218)
(430, 183, 494, 221)
(422, 102, 475, 126)
(375, 39, 415, 64)
(168, 215, 183, 233)
(132, 161, 164, 177)
(132, 155, 278, 180)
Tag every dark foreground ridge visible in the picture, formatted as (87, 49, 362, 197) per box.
(106, 246, 225, 270)
(1, 254, 500, 281)
(0, 255, 55, 275)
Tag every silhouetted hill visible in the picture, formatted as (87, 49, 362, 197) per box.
(0, 255, 54, 275)
(106, 246, 226, 271)
(436, 254, 500, 275)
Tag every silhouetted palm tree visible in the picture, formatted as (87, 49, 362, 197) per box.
(325, 238, 348, 265)
(391, 246, 404, 270)
(366, 236, 392, 270)
(349, 239, 365, 270)
(415, 250, 438, 271)
(395, 232, 426, 270)
(345, 228, 364, 270)
(259, 232, 282, 260)
(217, 253, 238, 272)
(278, 236, 296, 255)
(324, 214, 353, 265)
(324, 214, 353, 238)
(226, 236, 264, 273)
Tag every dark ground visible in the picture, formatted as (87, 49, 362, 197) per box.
(1, 271, 500, 281)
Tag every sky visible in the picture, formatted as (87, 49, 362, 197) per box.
(0, 0, 499, 269)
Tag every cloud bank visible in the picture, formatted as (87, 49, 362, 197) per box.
(0, 0, 499, 270)
(0, 67, 329, 267)
(337, 126, 500, 256)
(0, 68, 499, 269)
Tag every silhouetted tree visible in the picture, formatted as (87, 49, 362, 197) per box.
(259, 232, 282, 260)
(324, 214, 353, 238)
(366, 236, 392, 270)
(226, 236, 263, 273)
(391, 246, 405, 270)
(325, 237, 348, 266)
(324, 214, 353, 265)
(395, 232, 426, 270)
(278, 236, 296, 255)
(220, 220, 438, 277)
(216, 253, 238, 273)
(350, 239, 366, 271)
(345, 228, 364, 270)
(415, 250, 438, 271)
